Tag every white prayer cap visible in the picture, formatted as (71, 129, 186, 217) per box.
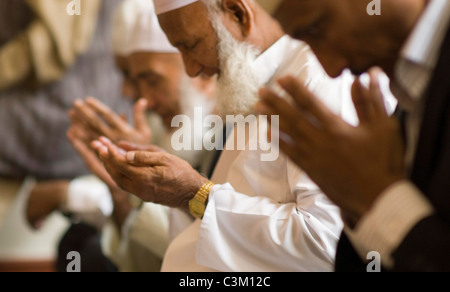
(112, 0, 178, 56)
(153, 0, 282, 16)
(127, 0, 179, 54)
(154, 0, 199, 15)
(112, 0, 143, 56)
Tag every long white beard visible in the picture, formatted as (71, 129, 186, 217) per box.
(179, 75, 215, 121)
(212, 16, 261, 117)
(160, 76, 215, 167)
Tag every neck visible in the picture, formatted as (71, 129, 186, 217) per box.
(252, 9, 285, 54)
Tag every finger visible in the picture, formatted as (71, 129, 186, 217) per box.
(85, 97, 130, 132)
(68, 109, 77, 121)
(101, 157, 133, 192)
(69, 110, 88, 128)
(70, 134, 118, 189)
(69, 130, 95, 161)
(117, 141, 165, 153)
(94, 140, 122, 168)
(258, 88, 317, 139)
(368, 67, 389, 117)
(99, 136, 115, 148)
(277, 76, 337, 126)
(117, 141, 142, 152)
(351, 78, 374, 123)
(92, 140, 109, 160)
(69, 119, 98, 144)
(99, 136, 128, 156)
(126, 151, 167, 166)
(107, 142, 130, 170)
(278, 137, 311, 171)
(104, 142, 155, 182)
(352, 72, 388, 124)
(70, 132, 103, 170)
(256, 99, 308, 141)
(74, 99, 112, 137)
(66, 128, 76, 144)
(69, 109, 92, 133)
(71, 122, 97, 145)
(133, 99, 151, 132)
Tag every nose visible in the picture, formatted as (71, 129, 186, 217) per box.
(137, 82, 157, 110)
(122, 79, 139, 100)
(182, 53, 203, 78)
(144, 96, 156, 110)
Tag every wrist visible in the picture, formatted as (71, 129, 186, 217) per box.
(110, 188, 133, 230)
(110, 187, 130, 204)
(355, 176, 406, 224)
(181, 176, 209, 209)
(54, 181, 70, 209)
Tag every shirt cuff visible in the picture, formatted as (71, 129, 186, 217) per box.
(346, 180, 434, 268)
(63, 176, 114, 228)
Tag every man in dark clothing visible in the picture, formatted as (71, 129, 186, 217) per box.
(257, 0, 450, 271)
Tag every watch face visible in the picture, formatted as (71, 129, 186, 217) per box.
(190, 199, 206, 218)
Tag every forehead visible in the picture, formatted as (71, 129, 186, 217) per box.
(130, 53, 182, 71)
(275, 0, 326, 32)
(158, 2, 212, 47)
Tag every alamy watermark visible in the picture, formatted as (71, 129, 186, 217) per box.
(367, 251, 381, 272)
(66, 0, 81, 16)
(367, 0, 381, 16)
(65, 0, 380, 16)
(171, 107, 280, 162)
(66, 251, 81, 272)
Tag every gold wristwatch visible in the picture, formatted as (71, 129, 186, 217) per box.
(189, 181, 215, 219)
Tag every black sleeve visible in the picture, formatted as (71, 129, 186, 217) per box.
(393, 215, 450, 272)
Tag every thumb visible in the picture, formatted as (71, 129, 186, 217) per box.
(134, 99, 150, 132)
(126, 151, 165, 166)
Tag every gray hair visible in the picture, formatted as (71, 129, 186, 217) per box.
(200, 0, 223, 15)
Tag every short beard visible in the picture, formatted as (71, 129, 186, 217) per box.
(208, 10, 261, 117)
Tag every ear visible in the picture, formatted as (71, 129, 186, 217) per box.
(221, 0, 254, 37)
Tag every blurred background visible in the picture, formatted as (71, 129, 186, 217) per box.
(0, 0, 131, 272)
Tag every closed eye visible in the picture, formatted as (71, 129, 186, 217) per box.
(293, 16, 324, 40)
(137, 72, 162, 87)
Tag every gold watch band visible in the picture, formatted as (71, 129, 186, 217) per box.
(189, 181, 215, 219)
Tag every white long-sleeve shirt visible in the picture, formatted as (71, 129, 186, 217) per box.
(162, 36, 361, 272)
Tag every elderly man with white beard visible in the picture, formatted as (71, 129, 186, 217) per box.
(68, 0, 218, 272)
(91, 0, 366, 272)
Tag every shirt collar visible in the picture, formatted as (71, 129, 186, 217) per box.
(252, 35, 300, 86)
(400, 0, 450, 68)
(393, 0, 450, 110)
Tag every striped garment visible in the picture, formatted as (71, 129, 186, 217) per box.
(0, 0, 132, 180)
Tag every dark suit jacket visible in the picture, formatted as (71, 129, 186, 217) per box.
(335, 28, 450, 272)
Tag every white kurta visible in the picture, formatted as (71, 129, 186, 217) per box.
(162, 36, 358, 272)
(102, 201, 170, 272)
